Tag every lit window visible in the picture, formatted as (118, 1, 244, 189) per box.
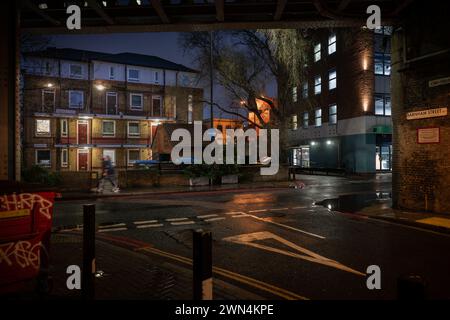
(314, 43, 321, 62)
(328, 33, 337, 55)
(329, 104, 337, 124)
(130, 93, 143, 111)
(155, 71, 159, 83)
(36, 150, 51, 167)
(61, 119, 68, 137)
(128, 122, 140, 137)
(69, 91, 84, 109)
(328, 69, 337, 90)
(374, 53, 391, 75)
(70, 64, 83, 78)
(188, 94, 193, 124)
(302, 83, 308, 98)
(102, 120, 115, 137)
(61, 149, 68, 168)
(315, 109, 322, 127)
(375, 94, 391, 116)
(128, 69, 140, 81)
(291, 115, 298, 130)
(292, 86, 298, 102)
(128, 149, 140, 166)
(36, 119, 51, 136)
(314, 76, 321, 95)
(103, 149, 116, 166)
(303, 112, 309, 128)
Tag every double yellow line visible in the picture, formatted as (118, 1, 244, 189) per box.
(136, 246, 308, 300)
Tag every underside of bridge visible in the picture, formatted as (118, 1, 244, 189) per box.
(1, 0, 449, 213)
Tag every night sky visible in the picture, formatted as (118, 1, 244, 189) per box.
(47, 32, 276, 120)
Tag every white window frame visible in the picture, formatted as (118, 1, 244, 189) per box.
(155, 71, 159, 83)
(69, 90, 84, 109)
(303, 112, 309, 128)
(314, 43, 321, 62)
(328, 33, 337, 55)
(103, 149, 116, 166)
(329, 69, 337, 90)
(127, 121, 140, 138)
(302, 83, 308, 98)
(106, 91, 118, 114)
(291, 115, 298, 130)
(61, 148, 68, 168)
(127, 149, 140, 166)
(314, 76, 322, 95)
(292, 86, 298, 102)
(188, 94, 193, 124)
(129, 93, 143, 111)
(315, 109, 322, 127)
(102, 120, 116, 137)
(69, 64, 83, 79)
(128, 68, 140, 82)
(36, 119, 51, 137)
(109, 66, 115, 80)
(36, 149, 51, 167)
(61, 119, 68, 137)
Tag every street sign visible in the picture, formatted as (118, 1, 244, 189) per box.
(417, 127, 440, 144)
(406, 107, 447, 120)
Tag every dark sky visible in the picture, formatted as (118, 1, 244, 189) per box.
(49, 32, 276, 120)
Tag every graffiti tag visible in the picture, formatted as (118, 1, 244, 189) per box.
(0, 193, 53, 220)
(0, 241, 46, 270)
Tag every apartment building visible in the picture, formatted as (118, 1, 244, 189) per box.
(21, 48, 203, 172)
(288, 27, 392, 173)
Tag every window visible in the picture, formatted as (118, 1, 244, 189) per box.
(328, 33, 337, 55)
(188, 94, 193, 124)
(329, 104, 337, 124)
(70, 64, 83, 78)
(315, 109, 322, 127)
(291, 115, 298, 130)
(69, 90, 84, 109)
(128, 68, 140, 81)
(328, 69, 337, 90)
(314, 43, 321, 62)
(61, 119, 68, 137)
(103, 149, 116, 166)
(127, 149, 140, 166)
(130, 93, 143, 111)
(374, 26, 393, 35)
(374, 53, 391, 75)
(42, 90, 55, 112)
(155, 71, 159, 83)
(61, 149, 68, 168)
(102, 120, 116, 137)
(375, 94, 391, 116)
(303, 112, 309, 128)
(109, 67, 115, 80)
(36, 119, 51, 136)
(302, 83, 308, 98)
(292, 86, 298, 102)
(45, 62, 51, 75)
(128, 122, 140, 137)
(152, 96, 162, 117)
(314, 76, 322, 95)
(36, 150, 51, 167)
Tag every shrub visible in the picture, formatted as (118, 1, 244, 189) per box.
(22, 165, 62, 187)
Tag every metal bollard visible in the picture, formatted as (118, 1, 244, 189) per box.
(397, 275, 426, 300)
(193, 229, 213, 300)
(82, 204, 96, 300)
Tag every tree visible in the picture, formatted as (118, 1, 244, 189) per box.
(179, 30, 310, 163)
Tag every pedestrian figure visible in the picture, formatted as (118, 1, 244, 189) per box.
(97, 155, 120, 193)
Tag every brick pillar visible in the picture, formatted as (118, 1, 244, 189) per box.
(391, 1, 450, 214)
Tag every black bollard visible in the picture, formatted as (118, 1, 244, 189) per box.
(193, 229, 213, 300)
(82, 204, 96, 300)
(397, 275, 426, 300)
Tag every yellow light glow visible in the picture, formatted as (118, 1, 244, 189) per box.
(363, 58, 368, 71)
(47, 83, 54, 88)
(95, 84, 106, 91)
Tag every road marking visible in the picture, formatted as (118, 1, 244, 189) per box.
(98, 227, 128, 233)
(291, 206, 307, 209)
(245, 213, 325, 239)
(171, 221, 195, 226)
(137, 246, 308, 300)
(270, 208, 289, 211)
(98, 223, 126, 229)
(232, 214, 250, 218)
(197, 214, 219, 219)
(248, 209, 267, 213)
(417, 217, 450, 228)
(134, 220, 158, 225)
(166, 218, 189, 222)
(204, 217, 226, 222)
(136, 224, 164, 229)
(225, 212, 246, 215)
(223, 231, 364, 276)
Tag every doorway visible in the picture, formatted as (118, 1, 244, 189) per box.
(77, 149, 89, 171)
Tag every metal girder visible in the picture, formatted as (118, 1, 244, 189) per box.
(215, 0, 224, 22)
(274, 0, 288, 21)
(87, 0, 114, 25)
(150, 0, 170, 24)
